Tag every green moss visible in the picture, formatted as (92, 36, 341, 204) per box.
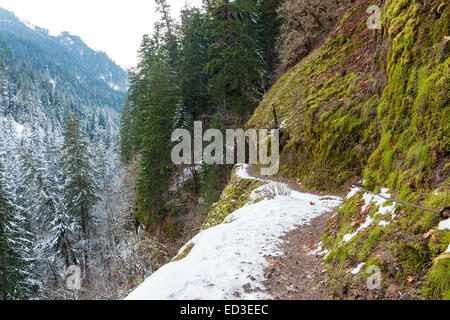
(429, 230, 450, 257)
(424, 259, 450, 300)
(214, 0, 449, 300)
(383, 149, 395, 174)
(247, 0, 384, 192)
(325, 245, 350, 269)
(202, 167, 263, 229)
(172, 243, 195, 262)
(359, 227, 384, 261)
(411, 211, 440, 234)
(322, 232, 335, 247)
(399, 242, 432, 275)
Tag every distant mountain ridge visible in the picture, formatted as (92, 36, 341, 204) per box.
(0, 7, 128, 110)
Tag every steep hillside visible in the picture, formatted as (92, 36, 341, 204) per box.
(0, 8, 127, 110)
(0, 7, 125, 161)
(0, 40, 121, 158)
(123, 0, 448, 301)
(245, 0, 449, 299)
(114, 0, 450, 299)
(0, 9, 131, 299)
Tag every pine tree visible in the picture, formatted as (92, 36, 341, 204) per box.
(120, 99, 134, 164)
(15, 130, 45, 297)
(155, 0, 179, 67)
(177, 6, 210, 121)
(0, 159, 30, 299)
(256, 0, 283, 82)
(35, 135, 76, 281)
(120, 34, 161, 164)
(61, 113, 98, 270)
(120, 0, 284, 232)
(206, 0, 266, 122)
(136, 55, 180, 226)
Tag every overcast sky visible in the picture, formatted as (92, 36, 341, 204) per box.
(0, 0, 203, 69)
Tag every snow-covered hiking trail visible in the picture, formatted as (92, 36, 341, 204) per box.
(125, 165, 342, 300)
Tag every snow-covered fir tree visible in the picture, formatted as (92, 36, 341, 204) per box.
(0, 151, 36, 299)
(61, 113, 99, 275)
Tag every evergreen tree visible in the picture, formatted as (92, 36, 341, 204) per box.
(120, 0, 284, 232)
(0, 159, 30, 299)
(136, 55, 180, 226)
(34, 135, 76, 281)
(155, 0, 179, 67)
(121, 34, 161, 164)
(119, 99, 134, 164)
(177, 6, 210, 121)
(206, 0, 266, 121)
(15, 130, 45, 297)
(61, 113, 98, 270)
(256, 0, 282, 81)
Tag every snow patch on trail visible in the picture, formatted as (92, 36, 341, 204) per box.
(308, 241, 329, 257)
(235, 164, 261, 181)
(126, 166, 342, 300)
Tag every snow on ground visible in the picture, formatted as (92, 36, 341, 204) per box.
(346, 186, 360, 199)
(346, 186, 450, 269)
(343, 186, 396, 243)
(379, 220, 390, 227)
(439, 218, 450, 231)
(308, 241, 329, 257)
(170, 165, 203, 192)
(309, 242, 324, 255)
(351, 262, 366, 275)
(362, 188, 396, 215)
(235, 164, 260, 181)
(347, 186, 396, 216)
(342, 215, 374, 243)
(126, 165, 342, 300)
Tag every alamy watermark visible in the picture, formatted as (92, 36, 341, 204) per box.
(366, 265, 382, 290)
(66, 265, 81, 291)
(367, 5, 382, 30)
(171, 121, 280, 176)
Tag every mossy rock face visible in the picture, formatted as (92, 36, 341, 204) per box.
(248, 0, 384, 193)
(202, 167, 263, 230)
(243, 0, 449, 299)
(425, 258, 450, 300)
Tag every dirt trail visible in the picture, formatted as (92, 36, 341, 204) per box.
(245, 166, 339, 300)
(260, 212, 334, 299)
